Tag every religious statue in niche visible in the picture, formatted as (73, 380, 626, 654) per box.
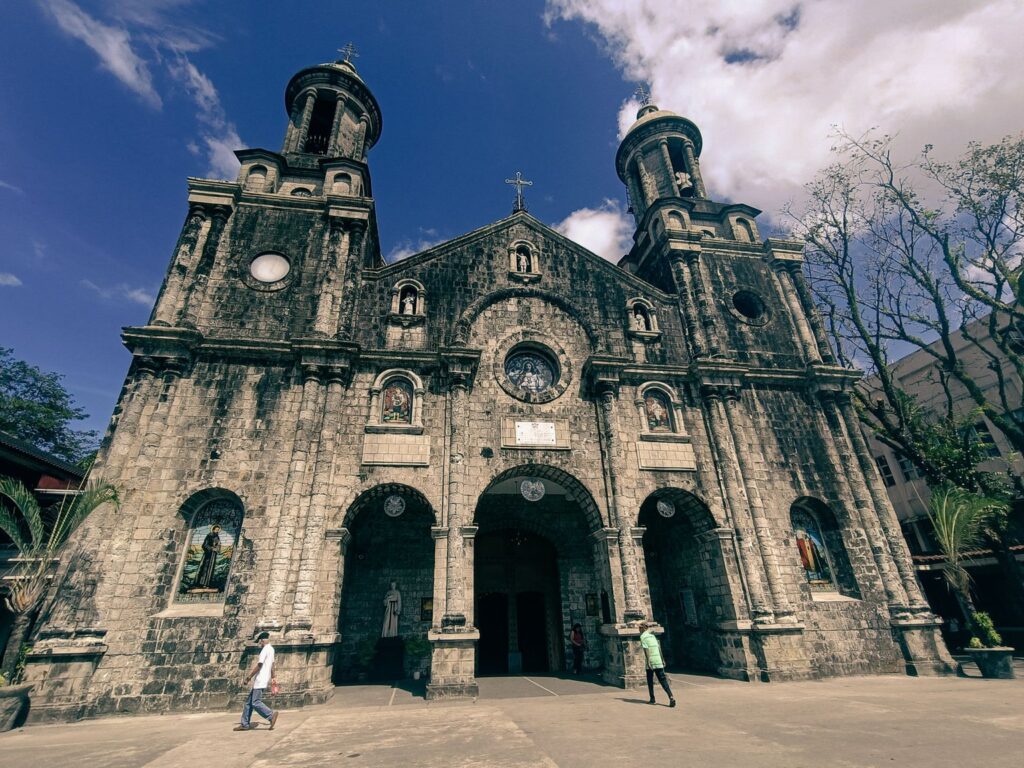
(401, 290, 417, 315)
(516, 248, 532, 273)
(506, 351, 554, 394)
(644, 391, 672, 432)
(381, 581, 402, 638)
(793, 511, 835, 590)
(632, 306, 651, 331)
(381, 380, 413, 423)
(178, 499, 242, 602)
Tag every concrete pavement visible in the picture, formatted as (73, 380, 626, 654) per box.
(2, 670, 1022, 767)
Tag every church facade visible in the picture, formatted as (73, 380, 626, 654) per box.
(24, 56, 953, 720)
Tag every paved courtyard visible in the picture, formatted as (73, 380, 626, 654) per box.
(2, 668, 1022, 768)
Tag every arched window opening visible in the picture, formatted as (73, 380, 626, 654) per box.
(245, 165, 268, 192)
(735, 218, 755, 242)
(792, 508, 835, 592)
(332, 173, 352, 195)
(642, 389, 674, 432)
(304, 97, 337, 154)
(790, 499, 860, 598)
(381, 378, 414, 424)
(176, 494, 243, 604)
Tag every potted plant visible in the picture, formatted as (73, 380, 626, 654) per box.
(0, 476, 119, 728)
(354, 637, 377, 682)
(928, 485, 1015, 679)
(403, 634, 431, 680)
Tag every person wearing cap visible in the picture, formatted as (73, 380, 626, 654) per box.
(638, 622, 676, 708)
(234, 631, 279, 731)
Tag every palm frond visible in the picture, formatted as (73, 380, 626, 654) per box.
(47, 481, 119, 551)
(0, 476, 44, 553)
(927, 485, 1007, 595)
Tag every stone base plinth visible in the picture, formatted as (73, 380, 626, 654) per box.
(425, 629, 479, 699)
(598, 623, 647, 689)
(891, 617, 957, 677)
(749, 622, 812, 682)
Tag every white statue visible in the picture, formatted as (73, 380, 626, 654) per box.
(402, 293, 416, 315)
(517, 250, 530, 272)
(381, 581, 402, 638)
(633, 308, 649, 331)
(675, 171, 693, 191)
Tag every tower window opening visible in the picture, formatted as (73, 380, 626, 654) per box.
(667, 141, 694, 196)
(304, 98, 337, 155)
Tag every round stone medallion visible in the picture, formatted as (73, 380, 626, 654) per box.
(656, 499, 676, 519)
(383, 494, 406, 517)
(520, 479, 546, 502)
(505, 350, 557, 396)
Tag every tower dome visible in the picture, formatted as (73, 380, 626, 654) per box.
(281, 55, 382, 159)
(615, 99, 707, 225)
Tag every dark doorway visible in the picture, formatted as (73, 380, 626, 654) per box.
(516, 591, 548, 673)
(477, 592, 510, 674)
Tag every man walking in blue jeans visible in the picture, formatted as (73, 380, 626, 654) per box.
(234, 631, 279, 731)
(639, 622, 676, 708)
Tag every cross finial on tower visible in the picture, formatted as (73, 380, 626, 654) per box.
(504, 171, 533, 213)
(337, 42, 359, 64)
(634, 83, 652, 106)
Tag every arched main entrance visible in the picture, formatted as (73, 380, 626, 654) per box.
(473, 466, 604, 676)
(333, 484, 435, 683)
(639, 489, 721, 674)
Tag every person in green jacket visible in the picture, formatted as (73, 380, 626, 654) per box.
(639, 622, 676, 708)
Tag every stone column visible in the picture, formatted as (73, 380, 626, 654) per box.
(294, 89, 317, 153)
(443, 377, 470, 627)
(659, 139, 680, 196)
(260, 366, 325, 630)
(351, 118, 368, 162)
(834, 393, 930, 612)
(721, 391, 795, 621)
(431, 526, 449, 628)
(772, 264, 821, 363)
(151, 206, 205, 326)
(337, 222, 366, 338)
(283, 95, 304, 152)
(312, 220, 349, 336)
(592, 527, 625, 622)
(684, 252, 722, 356)
(328, 95, 347, 156)
(461, 525, 479, 627)
(180, 206, 230, 329)
(626, 174, 645, 218)
(637, 157, 657, 207)
(595, 387, 645, 621)
(669, 255, 707, 357)
(788, 264, 835, 364)
(682, 139, 708, 198)
(813, 393, 908, 609)
(291, 372, 346, 627)
(701, 389, 773, 622)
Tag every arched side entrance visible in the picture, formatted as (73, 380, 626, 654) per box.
(333, 484, 435, 683)
(473, 466, 606, 676)
(639, 489, 723, 674)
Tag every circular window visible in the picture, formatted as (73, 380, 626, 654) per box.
(732, 290, 767, 323)
(249, 253, 290, 284)
(504, 348, 558, 396)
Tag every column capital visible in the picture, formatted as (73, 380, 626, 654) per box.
(431, 526, 450, 540)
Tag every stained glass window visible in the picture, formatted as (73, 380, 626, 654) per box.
(505, 350, 556, 394)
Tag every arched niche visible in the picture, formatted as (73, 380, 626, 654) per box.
(389, 278, 426, 317)
(626, 297, 660, 339)
(172, 488, 245, 606)
(508, 240, 541, 283)
(367, 369, 425, 431)
(244, 165, 269, 192)
(790, 497, 860, 599)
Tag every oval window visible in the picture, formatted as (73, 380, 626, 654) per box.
(249, 253, 290, 284)
(504, 348, 558, 395)
(732, 290, 766, 321)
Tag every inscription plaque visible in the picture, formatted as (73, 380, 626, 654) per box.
(515, 420, 557, 446)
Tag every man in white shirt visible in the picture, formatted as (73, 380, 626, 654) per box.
(234, 631, 279, 731)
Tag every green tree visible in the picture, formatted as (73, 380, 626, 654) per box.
(0, 476, 119, 681)
(0, 347, 99, 463)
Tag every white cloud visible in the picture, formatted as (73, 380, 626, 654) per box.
(545, 0, 1024, 219)
(386, 233, 445, 263)
(169, 56, 243, 179)
(553, 198, 633, 261)
(0, 180, 24, 195)
(81, 279, 155, 306)
(40, 0, 162, 108)
(0, 273, 22, 287)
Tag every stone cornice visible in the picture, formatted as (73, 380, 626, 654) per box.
(186, 178, 239, 208)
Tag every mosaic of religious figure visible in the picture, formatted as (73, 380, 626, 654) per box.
(644, 390, 672, 432)
(178, 499, 242, 602)
(793, 510, 835, 590)
(381, 581, 402, 638)
(381, 379, 413, 423)
(506, 351, 554, 394)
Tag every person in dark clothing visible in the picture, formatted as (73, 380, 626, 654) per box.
(570, 623, 586, 674)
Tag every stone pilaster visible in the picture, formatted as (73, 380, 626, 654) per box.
(260, 366, 325, 630)
(337, 221, 366, 338)
(637, 157, 657, 207)
(659, 139, 680, 196)
(683, 252, 722, 356)
(682, 138, 707, 198)
(772, 264, 821, 363)
(295, 89, 317, 153)
(328, 95, 348, 156)
(721, 390, 795, 621)
(443, 377, 469, 627)
(312, 219, 349, 336)
(669, 253, 707, 358)
(595, 387, 645, 622)
(151, 205, 205, 327)
(789, 264, 836, 364)
(180, 205, 230, 329)
(430, 526, 449, 628)
(700, 387, 773, 622)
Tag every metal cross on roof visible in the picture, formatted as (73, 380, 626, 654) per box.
(504, 171, 533, 213)
(337, 42, 359, 64)
(634, 83, 652, 106)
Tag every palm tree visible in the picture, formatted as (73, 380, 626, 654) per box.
(0, 476, 118, 681)
(927, 485, 1007, 646)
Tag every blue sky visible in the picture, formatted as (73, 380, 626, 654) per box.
(2, 0, 1022, 437)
